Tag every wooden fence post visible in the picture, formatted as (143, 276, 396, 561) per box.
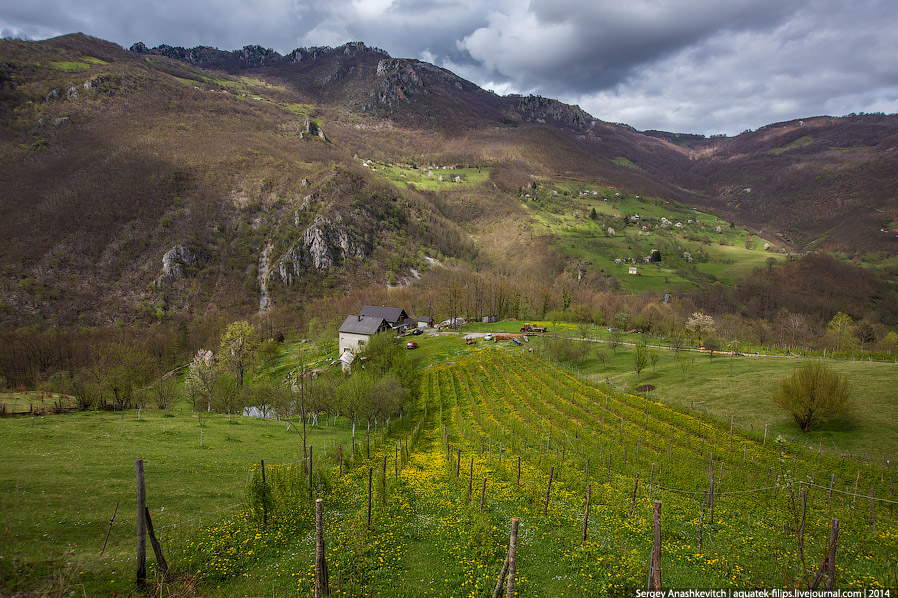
(828, 473, 835, 509)
(581, 483, 592, 544)
(100, 500, 120, 556)
(314, 499, 330, 597)
(506, 518, 519, 598)
(144, 507, 169, 581)
(647, 500, 662, 590)
(798, 483, 807, 567)
(544, 466, 554, 516)
(871, 484, 876, 533)
(135, 459, 146, 586)
(825, 519, 839, 590)
(708, 468, 715, 524)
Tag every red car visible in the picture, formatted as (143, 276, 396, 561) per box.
(406, 341, 418, 349)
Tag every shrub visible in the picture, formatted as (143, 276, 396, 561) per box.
(772, 362, 852, 432)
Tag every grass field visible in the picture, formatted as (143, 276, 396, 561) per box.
(368, 161, 490, 191)
(0, 391, 76, 414)
(2, 332, 896, 596)
(0, 405, 355, 595)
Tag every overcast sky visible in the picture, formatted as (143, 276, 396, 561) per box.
(3, 0, 897, 135)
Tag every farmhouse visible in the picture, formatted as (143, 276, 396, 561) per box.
(359, 305, 415, 332)
(417, 316, 434, 328)
(338, 315, 390, 355)
(628, 266, 638, 275)
(337, 304, 415, 355)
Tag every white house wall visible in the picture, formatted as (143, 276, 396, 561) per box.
(339, 332, 371, 354)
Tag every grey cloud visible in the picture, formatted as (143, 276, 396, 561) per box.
(0, 0, 896, 134)
(459, 0, 798, 94)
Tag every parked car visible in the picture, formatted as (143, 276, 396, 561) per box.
(412, 328, 423, 335)
(406, 341, 418, 349)
(484, 333, 493, 341)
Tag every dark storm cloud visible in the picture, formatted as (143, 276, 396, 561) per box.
(1, 0, 896, 134)
(460, 0, 796, 93)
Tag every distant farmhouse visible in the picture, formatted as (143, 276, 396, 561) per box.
(338, 305, 418, 355)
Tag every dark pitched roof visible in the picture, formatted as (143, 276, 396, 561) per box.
(338, 315, 388, 335)
(417, 316, 433, 323)
(358, 305, 409, 325)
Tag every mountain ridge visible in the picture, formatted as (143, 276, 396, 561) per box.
(1, 33, 897, 328)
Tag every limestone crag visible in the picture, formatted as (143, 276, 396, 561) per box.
(161, 244, 197, 281)
(271, 215, 367, 284)
(513, 95, 594, 130)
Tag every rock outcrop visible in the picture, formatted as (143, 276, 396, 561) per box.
(161, 244, 197, 281)
(512, 95, 594, 130)
(271, 215, 367, 285)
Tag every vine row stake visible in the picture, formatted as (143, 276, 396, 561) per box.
(544, 466, 554, 516)
(699, 490, 707, 554)
(314, 499, 330, 597)
(467, 457, 474, 504)
(581, 483, 592, 544)
(382, 454, 387, 506)
(647, 500, 662, 590)
(649, 463, 655, 502)
(262, 459, 268, 527)
(811, 519, 839, 590)
(367, 466, 373, 529)
(628, 473, 640, 519)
